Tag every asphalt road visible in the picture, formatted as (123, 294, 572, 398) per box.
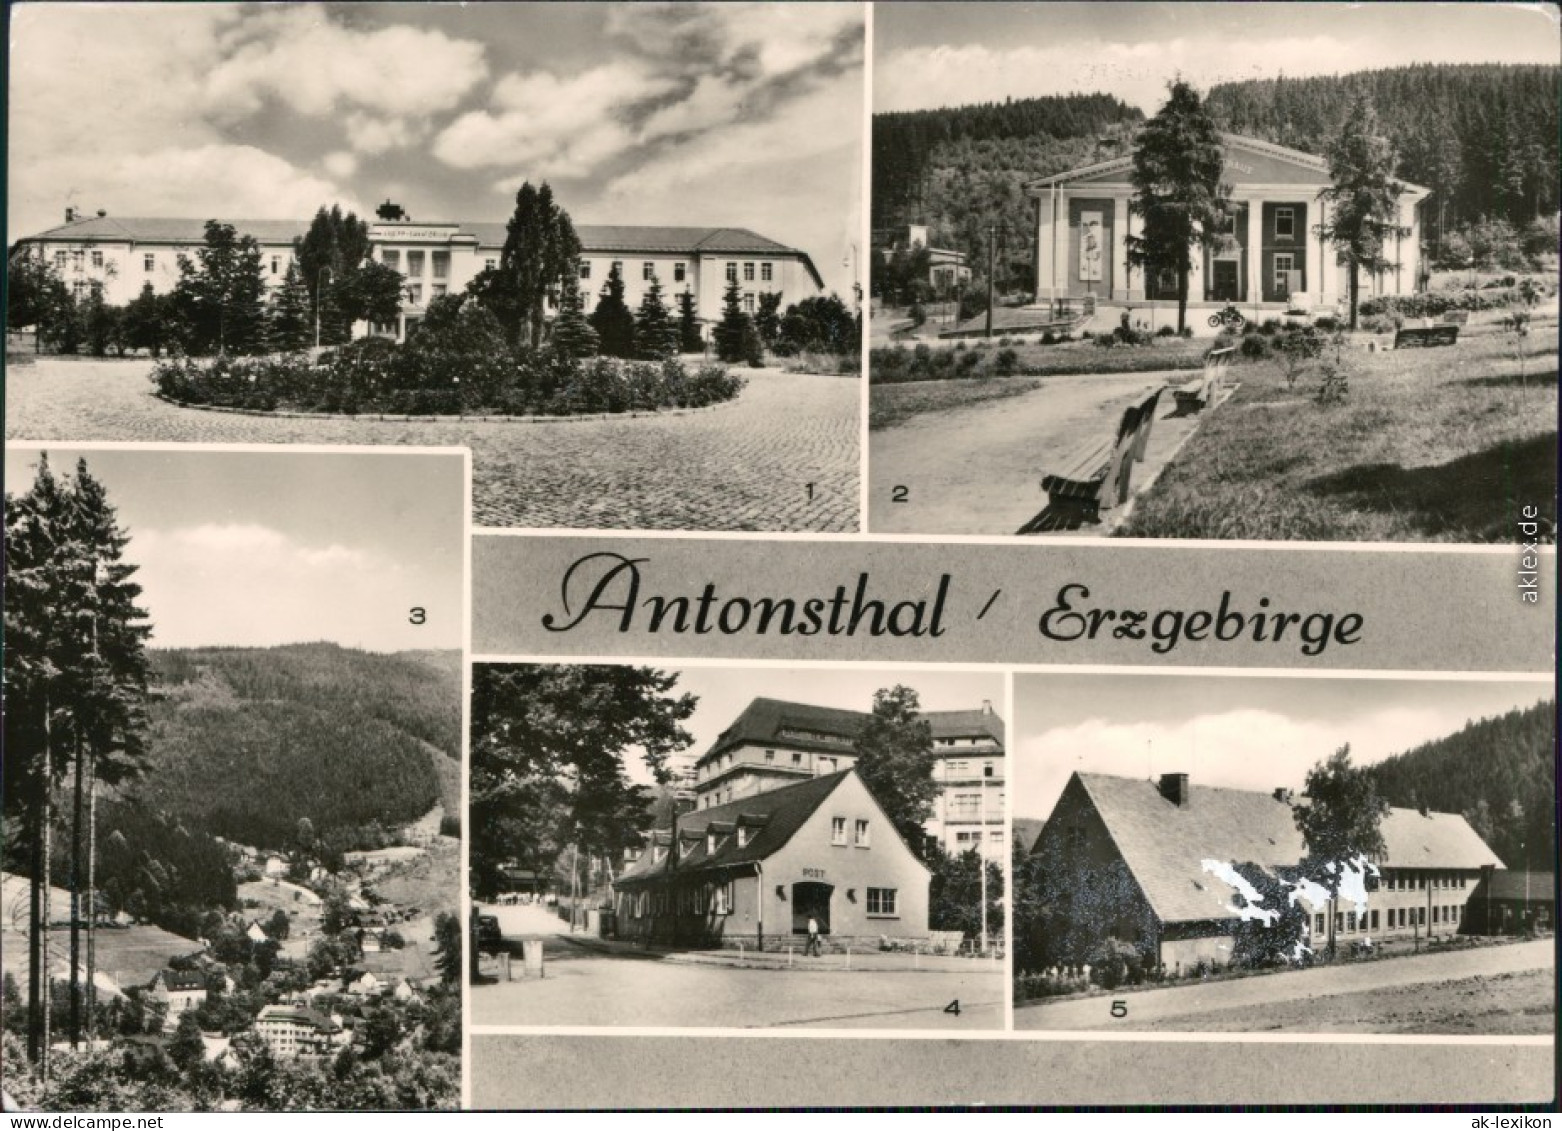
(472, 945, 1004, 1030)
(1016, 938, 1555, 1030)
(5, 357, 859, 532)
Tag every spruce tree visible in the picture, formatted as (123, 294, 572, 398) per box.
(1126, 80, 1230, 333)
(1317, 96, 1411, 330)
(713, 277, 752, 364)
(755, 292, 784, 349)
(269, 261, 312, 353)
(550, 275, 599, 360)
(633, 275, 679, 361)
(676, 289, 704, 353)
(588, 263, 636, 359)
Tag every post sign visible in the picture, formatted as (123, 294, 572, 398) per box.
(369, 224, 458, 243)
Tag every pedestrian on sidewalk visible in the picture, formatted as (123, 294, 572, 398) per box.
(804, 917, 822, 957)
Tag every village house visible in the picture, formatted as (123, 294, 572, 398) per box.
(12, 210, 825, 343)
(687, 697, 1006, 859)
(1464, 868, 1555, 935)
(147, 968, 207, 1029)
(1029, 771, 1502, 972)
(1030, 133, 1429, 312)
(614, 769, 931, 950)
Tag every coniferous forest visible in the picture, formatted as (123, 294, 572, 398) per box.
(1370, 700, 1555, 874)
(872, 64, 1560, 288)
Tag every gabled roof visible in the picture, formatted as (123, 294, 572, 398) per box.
(702, 698, 1005, 768)
(1470, 869, 1555, 903)
(25, 216, 309, 245)
(154, 969, 206, 992)
(616, 770, 852, 885)
(1027, 132, 1429, 196)
(1059, 772, 1501, 926)
(257, 1004, 341, 1032)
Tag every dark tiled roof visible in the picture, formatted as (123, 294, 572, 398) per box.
(155, 969, 206, 992)
(258, 1005, 341, 1032)
(1067, 772, 1501, 926)
(926, 707, 1004, 743)
(615, 770, 851, 886)
(1470, 870, 1555, 903)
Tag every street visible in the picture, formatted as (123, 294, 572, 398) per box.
(5, 357, 858, 532)
(1016, 938, 1556, 1031)
(472, 939, 1004, 1030)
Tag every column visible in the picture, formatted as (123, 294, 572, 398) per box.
(1053, 187, 1068, 302)
(1112, 196, 1130, 301)
(1303, 199, 1321, 309)
(1036, 188, 1055, 302)
(1315, 199, 1336, 307)
(1245, 199, 1263, 306)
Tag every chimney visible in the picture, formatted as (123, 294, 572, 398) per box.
(96, 209, 106, 218)
(1158, 772, 1190, 808)
(65, 206, 76, 223)
(1272, 787, 1293, 804)
(981, 699, 993, 715)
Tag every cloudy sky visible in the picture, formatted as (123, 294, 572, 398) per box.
(876, 2, 1560, 116)
(610, 665, 1002, 785)
(9, 2, 864, 295)
(1013, 674, 1552, 821)
(4, 446, 464, 652)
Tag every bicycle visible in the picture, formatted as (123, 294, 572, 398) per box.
(1207, 304, 1246, 331)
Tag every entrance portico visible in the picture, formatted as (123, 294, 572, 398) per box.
(1030, 133, 1428, 312)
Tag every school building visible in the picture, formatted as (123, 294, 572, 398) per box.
(1029, 133, 1430, 312)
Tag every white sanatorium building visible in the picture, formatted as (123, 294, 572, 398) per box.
(13, 209, 826, 342)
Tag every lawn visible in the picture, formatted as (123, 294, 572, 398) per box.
(1120, 321, 1558, 541)
(870, 376, 1049, 430)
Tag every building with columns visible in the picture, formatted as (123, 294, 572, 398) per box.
(1029, 133, 1429, 313)
(12, 210, 824, 343)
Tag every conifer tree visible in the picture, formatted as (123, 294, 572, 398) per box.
(1316, 96, 1411, 330)
(676, 289, 704, 353)
(1126, 80, 1230, 333)
(549, 275, 599, 360)
(633, 275, 679, 361)
(755, 292, 784, 349)
(713, 278, 752, 364)
(588, 263, 636, 359)
(269, 261, 312, 353)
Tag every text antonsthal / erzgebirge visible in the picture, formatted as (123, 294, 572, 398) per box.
(539, 552, 1364, 656)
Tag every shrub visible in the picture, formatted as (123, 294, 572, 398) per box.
(1239, 334, 1271, 361)
(1155, 324, 1176, 338)
(1041, 331, 1058, 345)
(993, 348, 1020, 376)
(1179, 327, 1193, 339)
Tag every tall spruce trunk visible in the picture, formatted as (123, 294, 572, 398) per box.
(86, 757, 98, 1043)
(39, 695, 53, 1080)
(28, 813, 42, 1063)
(70, 734, 83, 1048)
(1348, 262, 1360, 331)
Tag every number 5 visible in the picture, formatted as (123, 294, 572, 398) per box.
(1110, 1000, 1127, 1018)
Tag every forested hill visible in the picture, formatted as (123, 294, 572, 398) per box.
(871, 64, 1558, 283)
(1205, 64, 1560, 231)
(130, 643, 462, 851)
(1370, 700, 1555, 873)
(872, 93, 1143, 266)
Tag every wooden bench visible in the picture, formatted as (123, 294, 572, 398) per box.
(1394, 324, 1459, 348)
(1024, 385, 1164, 531)
(1172, 346, 1234, 414)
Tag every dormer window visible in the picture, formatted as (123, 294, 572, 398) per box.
(737, 827, 750, 848)
(706, 831, 717, 854)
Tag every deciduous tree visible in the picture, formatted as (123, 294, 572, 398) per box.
(850, 686, 937, 858)
(473, 182, 581, 348)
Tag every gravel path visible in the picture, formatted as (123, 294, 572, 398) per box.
(869, 370, 1201, 535)
(6, 358, 860, 532)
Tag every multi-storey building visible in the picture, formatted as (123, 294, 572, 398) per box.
(254, 1004, 349, 1058)
(689, 697, 1006, 860)
(12, 210, 825, 343)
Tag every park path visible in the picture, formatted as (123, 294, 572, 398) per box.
(5, 357, 858, 532)
(1015, 938, 1555, 1031)
(869, 370, 1203, 535)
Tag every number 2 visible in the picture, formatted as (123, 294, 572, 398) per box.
(892, 485, 909, 503)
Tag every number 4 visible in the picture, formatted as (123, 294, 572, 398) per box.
(944, 1000, 961, 1017)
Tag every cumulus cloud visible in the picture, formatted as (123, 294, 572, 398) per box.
(204, 8, 488, 124)
(323, 151, 359, 180)
(131, 524, 424, 652)
(434, 62, 668, 174)
(435, 2, 862, 183)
